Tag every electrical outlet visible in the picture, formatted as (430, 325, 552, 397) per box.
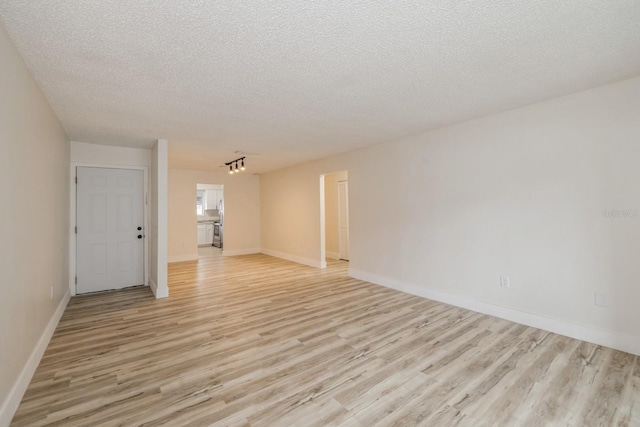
(500, 276, 510, 289)
(594, 292, 608, 307)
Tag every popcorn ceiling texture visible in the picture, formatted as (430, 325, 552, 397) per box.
(0, 1, 639, 172)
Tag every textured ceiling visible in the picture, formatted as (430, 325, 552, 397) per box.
(1, 1, 639, 173)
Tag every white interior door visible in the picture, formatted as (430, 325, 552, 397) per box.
(338, 180, 350, 261)
(77, 167, 144, 294)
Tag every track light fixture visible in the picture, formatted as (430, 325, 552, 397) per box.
(225, 157, 246, 175)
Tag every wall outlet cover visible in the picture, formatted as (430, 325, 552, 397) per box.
(500, 276, 510, 289)
(594, 292, 608, 307)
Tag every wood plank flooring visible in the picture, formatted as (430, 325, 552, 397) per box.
(11, 251, 640, 426)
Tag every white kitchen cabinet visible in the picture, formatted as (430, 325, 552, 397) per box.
(197, 224, 207, 245)
(198, 223, 214, 246)
(205, 189, 217, 210)
(205, 223, 213, 245)
(205, 189, 223, 210)
(215, 189, 221, 209)
(200, 188, 223, 210)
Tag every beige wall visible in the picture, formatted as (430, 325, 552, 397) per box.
(0, 24, 69, 421)
(261, 76, 640, 355)
(70, 140, 151, 166)
(261, 164, 349, 267)
(324, 171, 348, 259)
(169, 169, 261, 261)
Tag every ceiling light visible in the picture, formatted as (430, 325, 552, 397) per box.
(225, 156, 246, 175)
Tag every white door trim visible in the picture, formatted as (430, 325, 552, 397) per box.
(69, 162, 149, 296)
(319, 175, 327, 269)
(338, 180, 350, 261)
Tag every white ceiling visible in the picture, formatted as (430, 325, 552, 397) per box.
(1, 1, 639, 173)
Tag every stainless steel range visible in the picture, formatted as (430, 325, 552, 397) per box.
(212, 197, 223, 248)
(212, 221, 222, 248)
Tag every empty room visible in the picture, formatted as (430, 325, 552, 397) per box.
(1, 1, 639, 426)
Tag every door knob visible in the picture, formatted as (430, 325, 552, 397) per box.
(137, 226, 142, 230)
(138, 235, 142, 239)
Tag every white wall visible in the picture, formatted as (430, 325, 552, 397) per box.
(169, 169, 260, 261)
(150, 140, 168, 298)
(0, 24, 70, 424)
(261, 76, 640, 355)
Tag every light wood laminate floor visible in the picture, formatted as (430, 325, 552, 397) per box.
(12, 253, 640, 426)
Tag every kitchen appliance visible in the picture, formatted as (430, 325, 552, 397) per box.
(212, 198, 223, 248)
(212, 222, 222, 248)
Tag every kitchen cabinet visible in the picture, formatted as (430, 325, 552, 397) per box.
(204, 190, 214, 210)
(198, 223, 214, 246)
(205, 189, 221, 210)
(197, 224, 207, 245)
(206, 223, 213, 244)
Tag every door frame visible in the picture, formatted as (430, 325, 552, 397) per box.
(69, 163, 150, 296)
(338, 179, 349, 261)
(320, 170, 349, 268)
(319, 175, 327, 269)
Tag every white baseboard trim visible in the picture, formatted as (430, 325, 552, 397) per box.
(167, 254, 198, 263)
(0, 289, 71, 426)
(349, 268, 640, 357)
(149, 278, 168, 299)
(325, 251, 340, 260)
(261, 248, 325, 269)
(222, 248, 261, 256)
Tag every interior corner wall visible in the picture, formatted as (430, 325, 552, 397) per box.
(261, 163, 348, 268)
(168, 169, 261, 261)
(0, 23, 70, 423)
(260, 76, 640, 355)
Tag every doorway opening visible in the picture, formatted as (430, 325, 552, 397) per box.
(321, 171, 349, 266)
(196, 183, 224, 258)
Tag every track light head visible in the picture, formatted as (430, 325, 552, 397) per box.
(225, 156, 246, 175)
